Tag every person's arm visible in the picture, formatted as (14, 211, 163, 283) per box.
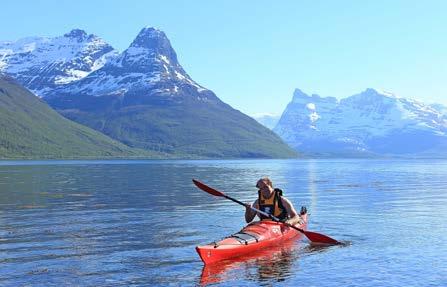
(280, 197, 301, 225)
(245, 199, 259, 223)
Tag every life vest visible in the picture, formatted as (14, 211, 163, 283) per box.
(258, 188, 288, 220)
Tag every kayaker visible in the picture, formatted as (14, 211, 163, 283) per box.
(245, 177, 304, 225)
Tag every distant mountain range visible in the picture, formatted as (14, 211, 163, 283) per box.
(252, 114, 280, 130)
(0, 75, 155, 159)
(274, 88, 447, 157)
(0, 28, 296, 159)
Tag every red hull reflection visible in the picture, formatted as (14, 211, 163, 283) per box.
(199, 239, 300, 285)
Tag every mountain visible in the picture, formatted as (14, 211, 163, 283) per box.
(430, 103, 447, 120)
(274, 88, 447, 157)
(0, 75, 155, 159)
(44, 27, 210, 109)
(252, 113, 280, 130)
(0, 29, 118, 97)
(4, 27, 296, 158)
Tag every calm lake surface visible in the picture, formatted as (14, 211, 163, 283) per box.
(0, 159, 446, 286)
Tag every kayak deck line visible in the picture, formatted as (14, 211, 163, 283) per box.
(212, 230, 260, 247)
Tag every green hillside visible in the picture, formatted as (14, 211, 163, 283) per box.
(0, 76, 155, 159)
(59, 97, 298, 159)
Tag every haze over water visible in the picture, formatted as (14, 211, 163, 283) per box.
(0, 159, 446, 286)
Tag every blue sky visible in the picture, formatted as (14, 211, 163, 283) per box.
(1, 0, 446, 116)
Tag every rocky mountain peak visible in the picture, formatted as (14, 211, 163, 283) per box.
(352, 88, 398, 101)
(293, 88, 309, 97)
(63, 29, 89, 42)
(341, 88, 400, 112)
(131, 27, 165, 45)
(128, 27, 177, 58)
(292, 88, 337, 105)
(109, 27, 180, 73)
(363, 87, 380, 94)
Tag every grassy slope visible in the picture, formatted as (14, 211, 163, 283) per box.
(60, 98, 298, 159)
(0, 76, 157, 159)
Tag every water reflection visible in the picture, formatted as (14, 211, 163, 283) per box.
(198, 240, 339, 286)
(199, 240, 297, 285)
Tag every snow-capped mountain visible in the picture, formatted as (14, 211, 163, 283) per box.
(274, 88, 447, 156)
(0, 29, 117, 96)
(44, 27, 216, 109)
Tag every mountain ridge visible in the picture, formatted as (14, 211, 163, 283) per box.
(274, 88, 447, 157)
(0, 29, 118, 96)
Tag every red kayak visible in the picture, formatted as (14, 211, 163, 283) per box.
(196, 213, 308, 265)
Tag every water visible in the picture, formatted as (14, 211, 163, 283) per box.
(0, 159, 446, 286)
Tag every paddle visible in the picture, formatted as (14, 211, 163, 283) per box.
(192, 179, 340, 245)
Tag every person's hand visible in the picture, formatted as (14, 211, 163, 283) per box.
(244, 203, 252, 210)
(284, 218, 296, 225)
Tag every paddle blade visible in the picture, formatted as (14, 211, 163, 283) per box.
(192, 179, 225, 197)
(303, 230, 340, 245)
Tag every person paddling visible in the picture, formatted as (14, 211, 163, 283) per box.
(245, 177, 305, 225)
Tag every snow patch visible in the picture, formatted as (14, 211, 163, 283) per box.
(54, 69, 89, 84)
(309, 111, 320, 123)
(175, 71, 186, 80)
(306, 103, 316, 110)
(160, 55, 170, 64)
